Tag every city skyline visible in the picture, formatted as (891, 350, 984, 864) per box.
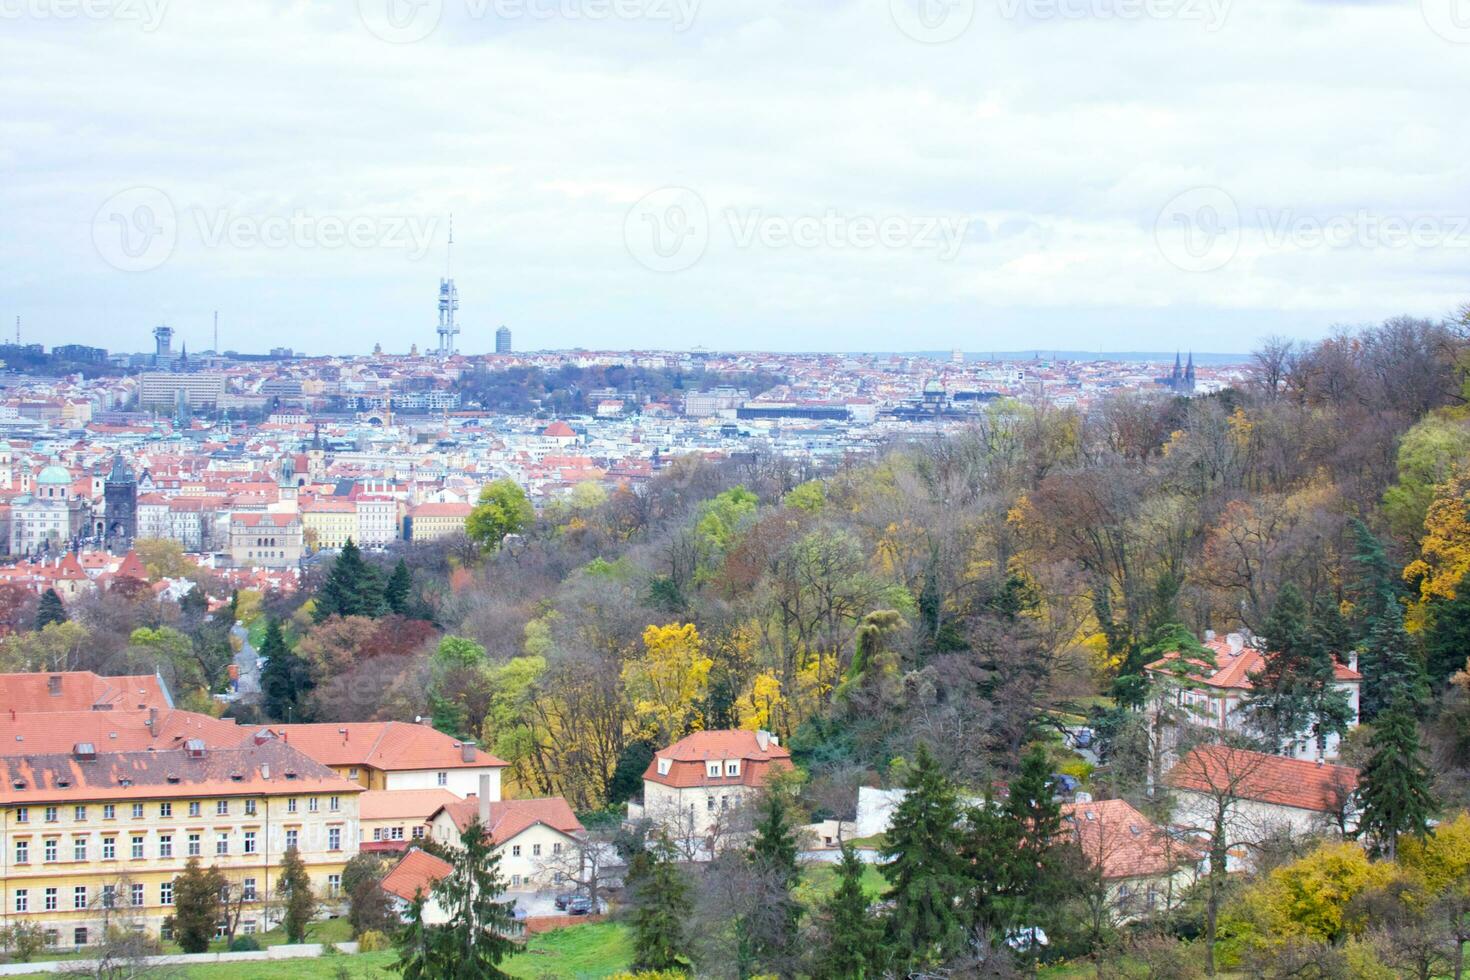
(3, 3, 1467, 354)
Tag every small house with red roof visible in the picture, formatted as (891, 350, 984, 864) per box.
(426, 778, 585, 890)
(1145, 631, 1360, 763)
(631, 729, 793, 840)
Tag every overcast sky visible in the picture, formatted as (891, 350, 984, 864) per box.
(1, 0, 1467, 355)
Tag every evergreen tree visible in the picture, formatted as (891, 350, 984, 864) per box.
(1358, 700, 1437, 859)
(629, 833, 691, 972)
(384, 558, 413, 616)
(747, 790, 802, 974)
(1003, 745, 1074, 943)
(395, 820, 517, 979)
(170, 857, 226, 953)
(312, 539, 385, 621)
(1246, 584, 1352, 756)
(277, 845, 316, 943)
(961, 792, 1021, 934)
(259, 618, 313, 722)
(811, 843, 882, 980)
(34, 588, 66, 630)
(1425, 590, 1470, 687)
(881, 743, 968, 970)
(1359, 597, 1429, 720)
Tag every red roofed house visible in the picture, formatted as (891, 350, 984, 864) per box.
(379, 848, 455, 924)
(631, 729, 793, 840)
(1168, 744, 1359, 866)
(271, 722, 507, 798)
(0, 670, 173, 714)
(427, 777, 585, 890)
(359, 788, 459, 852)
(1145, 631, 1361, 763)
(1061, 797, 1201, 922)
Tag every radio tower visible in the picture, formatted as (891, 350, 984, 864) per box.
(436, 216, 459, 356)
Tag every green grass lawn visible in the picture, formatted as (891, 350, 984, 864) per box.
(795, 859, 888, 906)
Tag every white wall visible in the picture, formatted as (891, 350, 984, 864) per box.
(386, 767, 501, 800)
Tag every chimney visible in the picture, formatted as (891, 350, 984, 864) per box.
(461, 740, 476, 763)
(478, 774, 491, 825)
(1226, 633, 1245, 656)
(147, 707, 158, 734)
(755, 730, 770, 752)
(260, 763, 271, 779)
(1348, 651, 1359, 673)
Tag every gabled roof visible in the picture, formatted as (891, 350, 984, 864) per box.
(1146, 637, 1361, 691)
(0, 708, 247, 758)
(433, 796, 584, 844)
(272, 722, 508, 772)
(1167, 744, 1358, 813)
(1061, 798, 1200, 880)
(642, 729, 793, 789)
(380, 848, 454, 903)
(0, 671, 172, 713)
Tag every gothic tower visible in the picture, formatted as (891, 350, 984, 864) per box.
(103, 455, 137, 547)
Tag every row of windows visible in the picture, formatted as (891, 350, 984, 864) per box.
(13, 796, 340, 824)
(507, 841, 561, 858)
(13, 826, 342, 863)
(368, 825, 425, 842)
(12, 877, 262, 914)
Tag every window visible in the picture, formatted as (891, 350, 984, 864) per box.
(329, 796, 340, 812)
(101, 885, 116, 909)
(327, 874, 341, 897)
(707, 796, 715, 812)
(511, 844, 521, 857)
(412, 826, 425, 839)
(74, 805, 86, 820)
(726, 761, 740, 776)
(131, 835, 145, 859)
(15, 807, 27, 823)
(308, 797, 319, 813)
(187, 833, 201, 857)
(159, 802, 172, 818)
(436, 772, 448, 786)
(216, 800, 229, 816)
(243, 831, 256, 854)
(511, 874, 521, 886)
(74, 886, 87, 910)
(372, 828, 383, 841)
(73, 927, 88, 947)
(287, 798, 297, 814)
(328, 827, 341, 851)
(130, 884, 144, 907)
(102, 804, 115, 820)
(348, 768, 359, 779)
(216, 832, 229, 856)
(160, 882, 173, 906)
(74, 837, 87, 861)
(285, 829, 298, 850)
(45, 805, 58, 823)
(102, 836, 116, 860)
(552, 841, 562, 854)
(159, 834, 173, 858)
(657, 758, 671, 776)
(242, 878, 256, 901)
(532, 843, 542, 857)
(14, 889, 27, 912)
(707, 762, 721, 778)
(244, 799, 257, 816)
(15, 839, 29, 863)
(131, 803, 144, 819)
(44, 887, 57, 911)
(243, 920, 257, 935)
(188, 802, 201, 818)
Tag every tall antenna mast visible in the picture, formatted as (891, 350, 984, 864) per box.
(14, 317, 19, 345)
(435, 214, 459, 357)
(213, 311, 219, 354)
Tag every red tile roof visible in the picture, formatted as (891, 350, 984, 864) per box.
(642, 729, 793, 789)
(1147, 637, 1361, 690)
(0, 708, 246, 757)
(0, 671, 172, 714)
(360, 788, 460, 822)
(434, 796, 584, 844)
(1062, 798, 1200, 880)
(380, 848, 454, 902)
(1167, 744, 1358, 813)
(272, 722, 508, 772)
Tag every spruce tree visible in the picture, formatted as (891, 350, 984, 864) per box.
(34, 588, 66, 630)
(1358, 700, 1437, 859)
(881, 743, 967, 970)
(277, 845, 316, 943)
(747, 790, 802, 974)
(384, 558, 413, 616)
(171, 857, 226, 953)
(961, 792, 1021, 934)
(1003, 745, 1071, 937)
(1246, 584, 1352, 755)
(811, 843, 882, 980)
(259, 618, 313, 722)
(394, 821, 517, 979)
(1359, 598, 1429, 720)
(312, 539, 385, 621)
(1425, 590, 1470, 687)
(630, 834, 691, 972)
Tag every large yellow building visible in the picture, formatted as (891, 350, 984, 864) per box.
(0, 737, 362, 946)
(300, 499, 359, 551)
(405, 502, 472, 542)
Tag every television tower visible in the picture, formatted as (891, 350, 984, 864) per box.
(436, 216, 459, 356)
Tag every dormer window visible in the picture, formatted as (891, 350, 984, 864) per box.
(725, 761, 740, 777)
(707, 762, 720, 778)
(656, 757, 671, 777)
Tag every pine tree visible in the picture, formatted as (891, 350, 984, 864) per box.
(961, 792, 1021, 934)
(1358, 700, 1437, 859)
(384, 559, 413, 616)
(811, 843, 882, 979)
(171, 857, 226, 953)
(312, 539, 385, 621)
(34, 588, 66, 630)
(881, 743, 968, 970)
(1359, 597, 1429, 720)
(747, 790, 802, 974)
(630, 833, 691, 972)
(259, 618, 313, 722)
(277, 845, 316, 943)
(1246, 584, 1352, 755)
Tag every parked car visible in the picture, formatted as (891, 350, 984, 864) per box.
(1049, 773, 1080, 796)
(567, 895, 596, 915)
(553, 891, 574, 911)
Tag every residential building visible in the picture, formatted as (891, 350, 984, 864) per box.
(354, 495, 398, 547)
(300, 499, 358, 551)
(10, 467, 90, 557)
(0, 672, 173, 714)
(270, 723, 507, 798)
(1061, 797, 1200, 923)
(630, 729, 792, 840)
(137, 373, 225, 412)
(427, 786, 584, 890)
(379, 847, 454, 924)
(358, 789, 456, 853)
(405, 502, 471, 542)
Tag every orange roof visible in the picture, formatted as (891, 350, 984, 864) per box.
(360, 788, 460, 822)
(642, 729, 793, 789)
(272, 722, 507, 772)
(0, 708, 247, 757)
(114, 551, 147, 581)
(0, 671, 172, 714)
(380, 848, 454, 902)
(433, 796, 584, 844)
(1146, 637, 1361, 690)
(542, 421, 575, 438)
(411, 502, 472, 518)
(1167, 744, 1358, 813)
(1061, 798, 1200, 880)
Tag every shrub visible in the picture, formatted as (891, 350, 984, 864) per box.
(228, 935, 262, 952)
(356, 929, 390, 952)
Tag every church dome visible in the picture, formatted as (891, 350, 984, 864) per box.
(37, 465, 71, 486)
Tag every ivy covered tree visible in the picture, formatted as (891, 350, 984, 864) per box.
(810, 843, 883, 979)
(312, 539, 385, 621)
(259, 617, 313, 722)
(34, 588, 66, 630)
(1358, 700, 1437, 859)
(881, 743, 968, 970)
(394, 820, 518, 979)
